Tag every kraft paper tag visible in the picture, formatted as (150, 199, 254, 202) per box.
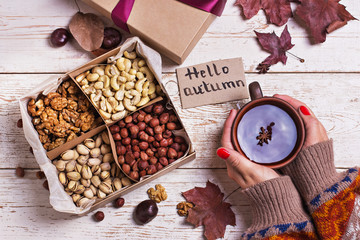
(176, 57, 249, 109)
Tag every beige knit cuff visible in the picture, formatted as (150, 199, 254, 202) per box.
(281, 139, 344, 201)
(242, 176, 311, 233)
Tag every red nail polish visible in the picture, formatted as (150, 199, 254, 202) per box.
(300, 106, 311, 115)
(217, 148, 230, 159)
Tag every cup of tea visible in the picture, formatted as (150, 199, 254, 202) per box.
(231, 82, 305, 168)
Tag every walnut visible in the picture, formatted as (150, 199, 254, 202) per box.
(62, 109, 79, 124)
(27, 99, 44, 117)
(67, 99, 78, 111)
(76, 112, 95, 132)
(44, 92, 61, 106)
(147, 184, 167, 203)
(48, 138, 66, 151)
(50, 97, 68, 110)
(176, 202, 194, 216)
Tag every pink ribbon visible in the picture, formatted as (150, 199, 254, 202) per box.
(111, 0, 226, 32)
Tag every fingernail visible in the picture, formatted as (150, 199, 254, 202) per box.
(217, 148, 230, 159)
(300, 106, 311, 115)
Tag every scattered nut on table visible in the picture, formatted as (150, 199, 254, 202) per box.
(27, 80, 100, 151)
(52, 131, 132, 208)
(75, 51, 163, 123)
(176, 201, 194, 216)
(147, 184, 167, 203)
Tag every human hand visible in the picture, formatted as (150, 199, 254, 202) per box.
(274, 94, 329, 148)
(217, 109, 279, 189)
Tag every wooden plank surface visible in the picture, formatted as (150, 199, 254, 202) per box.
(0, 0, 359, 239)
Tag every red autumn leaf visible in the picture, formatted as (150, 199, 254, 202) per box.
(235, 0, 292, 26)
(182, 181, 236, 240)
(295, 0, 356, 43)
(255, 25, 294, 65)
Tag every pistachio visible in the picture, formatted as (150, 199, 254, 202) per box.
(95, 135, 102, 148)
(67, 172, 81, 181)
(91, 165, 101, 176)
(91, 175, 101, 187)
(100, 162, 111, 171)
(64, 188, 73, 195)
(112, 177, 122, 191)
(110, 163, 117, 177)
(121, 177, 132, 187)
(58, 172, 68, 186)
(102, 152, 114, 163)
(100, 171, 110, 180)
(77, 155, 89, 165)
(61, 149, 75, 160)
(99, 182, 113, 194)
(84, 188, 94, 199)
(104, 177, 112, 186)
(100, 144, 111, 155)
(75, 163, 83, 173)
(88, 158, 101, 167)
(81, 165, 93, 180)
(76, 144, 90, 155)
(84, 138, 96, 149)
(97, 189, 107, 199)
(55, 160, 66, 171)
(73, 150, 79, 161)
(90, 184, 97, 195)
(77, 197, 91, 208)
(74, 184, 85, 194)
(101, 131, 110, 145)
(72, 194, 82, 203)
(81, 178, 91, 188)
(90, 148, 101, 158)
(65, 160, 76, 172)
(68, 180, 79, 192)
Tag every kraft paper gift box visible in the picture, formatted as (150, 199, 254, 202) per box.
(82, 0, 226, 64)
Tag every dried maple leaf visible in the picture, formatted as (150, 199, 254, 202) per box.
(255, 25, 294, 66)
(69, 12, 104, 51)
(235, 0, 292, 26)
(182, 181, 236, 240)
(295, 0, 356, 43)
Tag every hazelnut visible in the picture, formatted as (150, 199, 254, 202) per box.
(149, 118, 160, 127)
(129, 171, 139, 180)
(132, 163, 139, 171)
(144, 114, 152, 123)
(140, 151, 149, 161)
(139, 131, 149, 142)
(155, 162, 163, 171)
(169, 159, 176, 164)
(122, 164, 131, 174)
(110, 125, 120, 134)
(113, 133, 121, 141)
(159, 157, 168, 166)
(132, 145, 140, 152)
(94, 211, 105, 221)
(125, 152, 135, 164)
(154, 125, 163, 134)
(138, 160, 149, 170)
(171, 143, 181, 152)
(131, 139, 139, 146)
(139, 141, 149, 150)
(169, 114, 178, 122)
(153, 141, 160, 148)
(114, 198, 125, 208)
(133, 151, 140, 159)
(43, 180, 49, 190)
(167, 138, 174, 145)
(125, 145, 132, 152)
(149, 157, 158, 165)
(181, 144, 188, 152)
(120, 128, 129, 138)
(160, 139, 168, 147)
(138, 122, 146, 131)
(154, 133, 163, 141)
(146, 148, 154, 157)
(118, 120, 126, 128)
(177, 151, 185, 158)
(144, 105, 153, 113)
(124, 116, 133, 123)
(129, 125, 140, 138)
(168, 148, 178, 159)
(16, 167, 25, 177)
(126, 123, 134, 128)
(118, 155, 125, 164)
(36, 171, 45, 179)
(17, 119, 23, 128)
(167, 122, 176, 130)
(148, 136, 155, 143)
(153, 104, 164, 115)
(146, 165, 157, 175)
(116, 145, 126, 155)
(122, 137, 131, 145)
(159, 113, 169, 124)
(174, 136, 185, 144)
(132, 112, 139, 122)
(137, 113, 145, 122)
(146, 127, 154, 136)
(163, 130, 172, 139)
(140, 170, 147, 177)
(158, 147, 167, 157)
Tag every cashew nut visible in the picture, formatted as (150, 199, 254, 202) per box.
(124, 51, 137, 60)
(118, 76, 127, 83)
(107, 97, 118, 112)
(105, 64, 120, 77)
(112, 110, 127, 121)
(84, 86, 96, 95)
(75, 72, 86, 82)
(124, 91, 133, 99)
(110, 75, 120, 91)
(115, 84, 125, 101)
(148, 82, 156, 95)
(101, 75, 110, 88)
(105, 98, 113, 113)
(138, 59, 146, 67)
(87, 73, 100, 82)
(102, 88, 114, 98)
(116, 58, 125, 71)
(136, 96, 150, 107)
(94, 81, 104, 90)
(129, 89, 141, 105)
(123, 97, 137, 112)
(80, 79, 88, 86)
(142, 81, 150, 97)
(121, 71, 136, 81)
(99, 109, 111, 120)
(132, 58, 140, 71)
(115, 101, 125, 111)
(100, 96, 107, 112)
(139, 66, 154, 82)
(125, 81, 135, 90)
(136, 72, 145, 80)
(135, 78, 147, 93)
(149, 93, 157, 99)
(92, 66, 105, 76)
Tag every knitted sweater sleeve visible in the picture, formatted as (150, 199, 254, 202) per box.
(281, 140, 360, 239)
(240, 176, 318, 239)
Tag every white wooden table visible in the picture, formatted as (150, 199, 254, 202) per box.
(1, 0, 359, 239)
